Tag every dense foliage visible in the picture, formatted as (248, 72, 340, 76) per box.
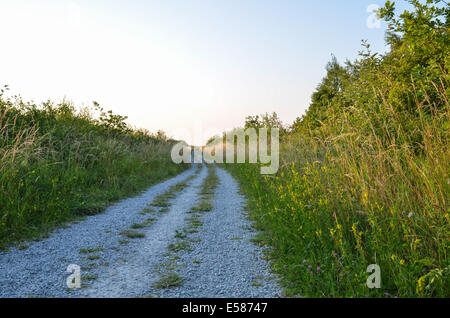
(227, 0, 449, 297)
(0, 89, 187, 248)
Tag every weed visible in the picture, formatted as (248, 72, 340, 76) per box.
(224, 1, 450, 297)
(120, 230, 145, 239)
(79, 247, 105, 254)
(140, 207, 155, 215)
(153, 273, 183, 289)
(0, 93, 189, 248)
(168, 241, 191, 253)
(131, 223, 146, 229)
(82, 274, 98, 281)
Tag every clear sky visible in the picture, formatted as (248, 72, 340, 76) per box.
(0, 0, 411, 144)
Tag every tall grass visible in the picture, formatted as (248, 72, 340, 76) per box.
(228, 83, 449, 297)
(226, 1, 449, 297)
(0, 89, 187, 248)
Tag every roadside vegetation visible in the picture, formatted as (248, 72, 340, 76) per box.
(226, 1, 449, 297)
(149, 174, 196, 209)
(0, 90, 188, 248)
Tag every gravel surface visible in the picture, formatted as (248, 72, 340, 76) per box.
(0, 166, 198, 298)
(154, 167, 281, 298)
(0, 164, 281, 298)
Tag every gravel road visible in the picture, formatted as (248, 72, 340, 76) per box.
(0, 164, 281, 298)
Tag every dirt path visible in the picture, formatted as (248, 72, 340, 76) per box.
(0, 164, 281, 298)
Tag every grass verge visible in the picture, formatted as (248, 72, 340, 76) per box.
(0, 92, 189, 248)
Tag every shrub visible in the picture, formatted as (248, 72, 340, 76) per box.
(0, 89, 187, 247)
(226, 1, 449, 297)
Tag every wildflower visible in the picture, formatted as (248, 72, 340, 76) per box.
(308, 265, 313, 271)
(316, 266, 322, 273)
(302, 259, 307, 264)
(333, 252, 338, 257)
(417, 276, 426, 294)
(408, 212, 413, 218)
(362, 192, 368, 205)
(399, 259, 405, 265)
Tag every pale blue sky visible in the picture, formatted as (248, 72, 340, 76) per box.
(0, 0, 411, 144)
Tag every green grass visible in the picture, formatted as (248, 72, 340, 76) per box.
(189, 165, 218, 213)
(131, 217, 155, 229)
(223, 3, 449, 298)
(154, 165, 219, 285)
(168, 241, 191, 253)
(120, 230, 145, 239)
(252, 281, 263, 287)
(79, 247, 105, 254)
(0, 93, 189, 248)
(190, 200, 213, 213)
(80, 264, 95, 271)
(150, 199, 171, 208)
(139, 207, 155, 215)
(17, 243, 29, 250)
(149, 176, 194, 209)
(174, 230, 187, 239)
(82, 274, 98, 281)
(152, 167, 219, 291)
(153, 273, 183, 289)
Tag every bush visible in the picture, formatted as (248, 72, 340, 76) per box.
(0, 89, 187, 247)
(227, 0, 449, 297)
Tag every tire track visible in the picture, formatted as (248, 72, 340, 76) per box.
(151, 166, 281, 298)
(0, 164, 281, 298)
(0, 166, 199, 297)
